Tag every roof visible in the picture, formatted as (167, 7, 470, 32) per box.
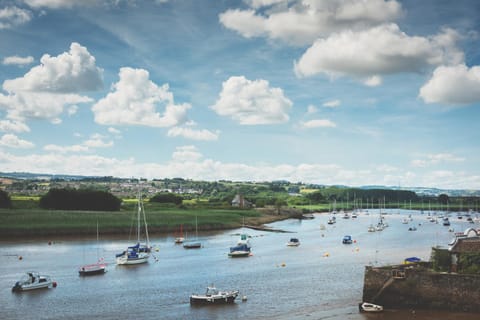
(450, 237, 480, 253)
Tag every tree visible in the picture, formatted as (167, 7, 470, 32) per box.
(39, 188, 121, 211)
(150, 193, 183, 205)
(438, 194, 449, 205)
(0, 189, 12, 208)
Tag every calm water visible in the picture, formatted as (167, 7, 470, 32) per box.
(1, 209, 479, 320)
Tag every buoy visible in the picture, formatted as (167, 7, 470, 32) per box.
(52, 281, 57, 288)
(281, 262, 286, 267)
(354, 240, 357, 243)
(48, 241, 52, 245)
(18, 256, 23, 260)
(324, 252, 329, 257)
(242, 295, 248, 302)
(355, 247, 359, 252)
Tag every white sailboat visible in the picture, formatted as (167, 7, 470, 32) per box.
(116, 192, 151, 265)
(183, 216, 201, 249)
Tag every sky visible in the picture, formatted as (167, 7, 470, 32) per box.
(0, 0, 479, 189)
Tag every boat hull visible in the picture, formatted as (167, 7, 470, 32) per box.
(79, 263, 107, 276)
(228, 251, 250, 257)
(183, 242, 201, 249)
(190, 292, 239, 305)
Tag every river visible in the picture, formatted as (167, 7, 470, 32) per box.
(1, 209, 479, 320)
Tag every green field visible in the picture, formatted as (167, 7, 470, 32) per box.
(0, 199, 268, 238)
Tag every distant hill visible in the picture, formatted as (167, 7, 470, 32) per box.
(1, 171, 479, 197)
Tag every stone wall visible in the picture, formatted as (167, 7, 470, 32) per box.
(362, 265, 480, 312)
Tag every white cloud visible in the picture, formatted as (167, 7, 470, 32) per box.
(0, 43, 101, 123)
(294, 24, 463, 81)
(419, 64, 480, 105)
(364, 75, 382, 87)
(0, 6, 32, 29)
(0, 147, 478, 189)
(167, 126, 219, 141)
(307, 104, 318, 114)
(300, 119, 336, 128)
(3, 42, 103, 93)
(210, 76, 292, 125)
(43, 133, 113, 153)
(92, 67, 190, 128)
(411, 153, 465, 168)
(0, 133, 34, 148)
(171, 145, 203, 162)
(323, 99, 341, 108)
(219, 0, 403, 46)
(0, 120, 30, 133)
(23, 0, 98, 9)
(67, 105, 78, 116)
(2, 55, 34, 66)
(108, 127, 121, 135)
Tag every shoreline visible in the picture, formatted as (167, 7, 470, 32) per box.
(0, 212, 296, 241)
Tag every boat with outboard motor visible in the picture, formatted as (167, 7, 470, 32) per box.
(12, 271, 56, 292)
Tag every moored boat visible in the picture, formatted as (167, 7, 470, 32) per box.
(359, 302, 383, 312)
(342, 235, 353, 244)
(79, 260, 107, 276)
(116, 192, 151, 265)
(190, 285, 239, 305)
(286, 238, 300, 246)
(228, 243, 251, 257)
(12, 272, 55, 292)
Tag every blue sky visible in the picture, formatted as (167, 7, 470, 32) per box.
(0, 0, 479, 189)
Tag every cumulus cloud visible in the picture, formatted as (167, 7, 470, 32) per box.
(419, 64, 480, 105)
(294, 24, 463, 82)
(171, 145, 203, 162)
(323, 99, 340, 108)
(2, 55, 34, 66)
(92, 67, 190, 128)
(0, 43, 101, 123)
(43, 133, 113, 153)
(411, 153, 465, 168)
(307, 104, 318, 114)
(0, 133, 34, 148)
(210, 76, 292, 125)
(0, 6, 32, 29)
(300, 119, 336, 128)
(364, 75, 382, 87)
(219, 0, 403, 46)
(3, 42, 103, 93)
(0, 120, 30, 133)
(167, 126, 219, 141)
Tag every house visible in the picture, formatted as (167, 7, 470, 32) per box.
(448, 228, 480, 273)
(231, 194, 253, 209)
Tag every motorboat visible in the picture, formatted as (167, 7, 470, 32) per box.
(228, 243, 251, 257)
(359, 302, 383, 312)
(183, 241, 202, 249)
(342, 235, 353, 244)
(190, 285, 239, 305)
(286, 238, 300, 246)
(12, 272, 55, 292)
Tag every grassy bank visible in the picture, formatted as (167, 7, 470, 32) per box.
(0, 201, 290, 239)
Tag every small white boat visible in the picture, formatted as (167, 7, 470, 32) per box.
(286, 238, 300, 246)
(359, 302, 383, 312)
(12, 272, 55, 292)
(79, 260, 107, 276)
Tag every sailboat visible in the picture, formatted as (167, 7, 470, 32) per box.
(183, 216, 201, 249)
(116, 193, 151, 265)
(79, 220, 107, 276)
(174, 224, 185, 244)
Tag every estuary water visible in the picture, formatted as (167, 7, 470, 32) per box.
(1, 209, 479, 320)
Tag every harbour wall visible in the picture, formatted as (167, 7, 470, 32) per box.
(362, 264, 480, 312)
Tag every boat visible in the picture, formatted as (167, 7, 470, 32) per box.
(301, 213, 315, 219)
(174, 224, 185, 244)
(228, 243, 251, 257)
(12, 272, 55, 292)
(367, 224, 376, 232)
(190, 285, 239, 305)
(342, 235, 353, 244)
(183, 216, 201, 249)
(79, 221, 107, 276)
(443, 218, 450, 226)
(116, 192, 151, 265)
(286, 238, 300, 246)
(79, 261, 107, 276)
(359, 302, 383, 312)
